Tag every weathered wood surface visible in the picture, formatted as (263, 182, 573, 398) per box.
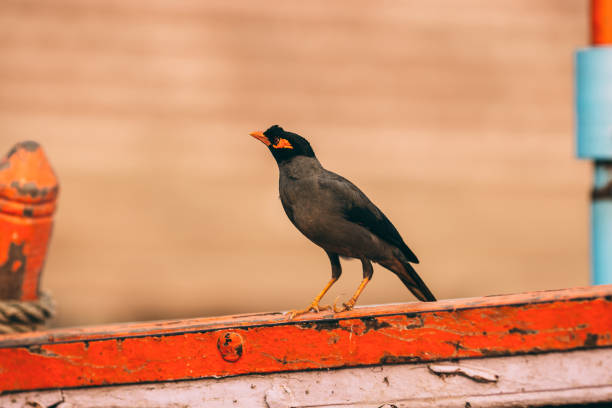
(0, 285, 610, 393)
(3, 348, 612, 407)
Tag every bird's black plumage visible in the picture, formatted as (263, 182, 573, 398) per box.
(250, 125, 436, 314)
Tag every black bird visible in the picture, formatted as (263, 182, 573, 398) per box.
(250, 125, 436, 318)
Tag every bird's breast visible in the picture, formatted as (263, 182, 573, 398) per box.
(279, 177, 334, 236)
(279, 176, 382, 258)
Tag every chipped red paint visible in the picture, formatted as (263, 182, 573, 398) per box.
(0, 141, 58, 301)
(0, 285, 610, 393)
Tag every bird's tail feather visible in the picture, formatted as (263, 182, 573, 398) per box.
(397, 261, 436, 302)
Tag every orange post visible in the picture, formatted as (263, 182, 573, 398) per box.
(0, 141, 58, 302)
(592, 0, 612, 45)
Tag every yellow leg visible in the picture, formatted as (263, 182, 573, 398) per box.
(334, 277, 371, 313)
(287, 277, 338, 320)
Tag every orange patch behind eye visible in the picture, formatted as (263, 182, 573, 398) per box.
(273, 138, 293, 149)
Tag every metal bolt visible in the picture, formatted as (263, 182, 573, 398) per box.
(217, 331, 244, 362)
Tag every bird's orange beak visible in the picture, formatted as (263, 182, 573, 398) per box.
(249, 131, 271, 146)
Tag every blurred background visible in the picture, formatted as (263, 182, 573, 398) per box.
(0, 0, 590, 327)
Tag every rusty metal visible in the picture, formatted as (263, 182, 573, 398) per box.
(0, 285, 610, 393)
(217, 331, 245, 362)
(0, 141, 58, 302)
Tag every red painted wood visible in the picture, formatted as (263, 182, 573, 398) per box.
(0, 285, 610, 393)
(0, 141, 58, 301)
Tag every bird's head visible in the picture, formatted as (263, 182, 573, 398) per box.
(249, 125, 315, 164)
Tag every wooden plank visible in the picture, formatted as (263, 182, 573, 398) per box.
(0, 285, 610, 393)
(3, 348, 612, 407)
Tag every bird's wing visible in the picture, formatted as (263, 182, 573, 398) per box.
(319, 171, 419, 264)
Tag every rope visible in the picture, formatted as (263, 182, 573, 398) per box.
(0, 292, 55, 334)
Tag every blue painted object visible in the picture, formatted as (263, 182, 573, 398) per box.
(576, 48, 612, 159)
(576, 47, 612, 285)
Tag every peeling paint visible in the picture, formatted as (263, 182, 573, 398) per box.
(8, 181, 54, 201)
(23, 207, 34, 217)
(584, 333, 599, 347)
(508, 327, 537, 335)
(0, 287, 610, 393)
(592, 161, 612, 200)
(26, 345, 62, 359)
(379, 353, 421, 365)
(5, 146, 18, 160)
(5, 141, 40, 158)
(361, 316, 392, 331)
(299, 320, 341, 332)
(300, 316, 397, 334)
(18, 141, 41, 152)
(0, 242, 27, 299)
(428, 363, 499, 383)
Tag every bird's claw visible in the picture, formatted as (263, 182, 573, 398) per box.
(286, 302, 331, 320)
(315, 304, 333, 313)
(332, 300, 355, 313)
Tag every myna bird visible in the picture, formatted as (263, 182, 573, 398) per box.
(250, 125, 436, 318)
